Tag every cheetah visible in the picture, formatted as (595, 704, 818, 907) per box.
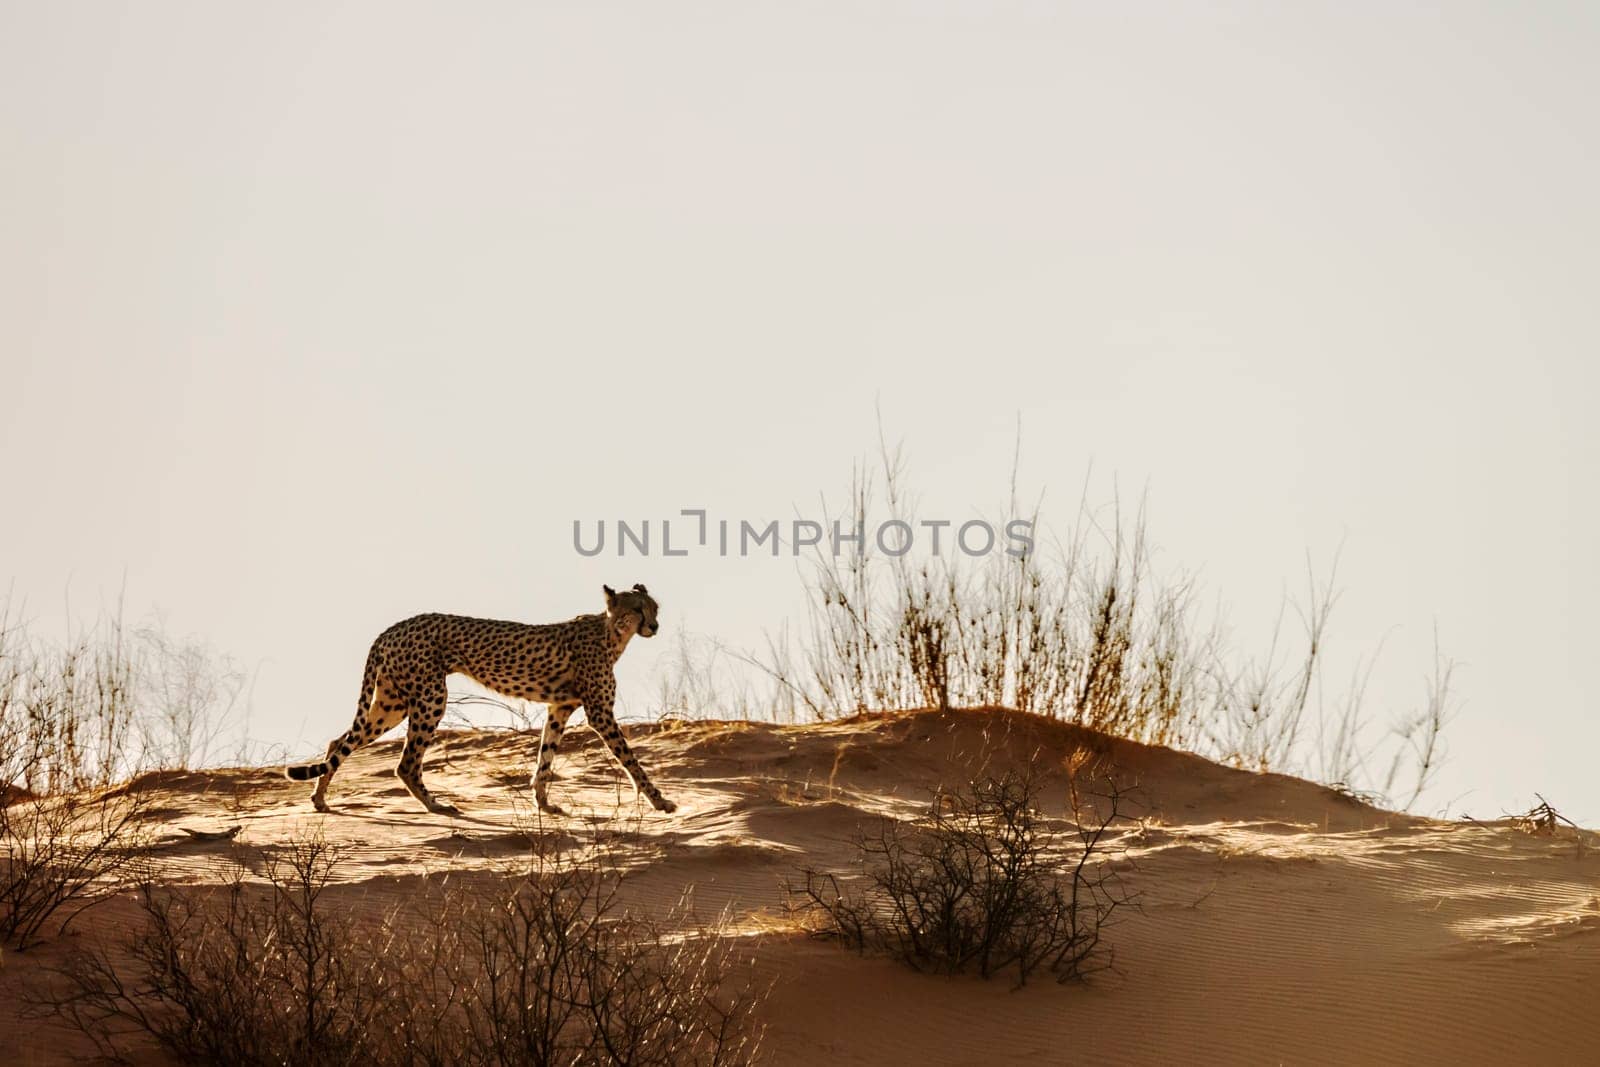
(285, 584, 675, 817)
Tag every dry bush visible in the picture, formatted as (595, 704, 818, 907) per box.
(438, 859, 756, 1066)
(749, 445, 1210, 747)
(0, 607, 159, 951)
(0, 598, 246, 790)
(655, 632, 795, 725)
(788, 770, 1136, 985)
(721, 443, 1457, 810)
(36, 835, 384, 1064)
(0, 602, 139, 797)
(1505, 795, 1582, 841)
(131, 621, 247, 772)
(0, 599, 244, 951)
(37, 829, 761, 1066)
(0, 786, 153, 951)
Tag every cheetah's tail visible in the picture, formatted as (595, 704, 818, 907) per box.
(285, 643, 381, 784)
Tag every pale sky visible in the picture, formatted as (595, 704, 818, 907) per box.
(2, 3, 1595, 820)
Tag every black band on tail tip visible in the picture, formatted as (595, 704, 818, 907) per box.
(286, 762, 328, 781)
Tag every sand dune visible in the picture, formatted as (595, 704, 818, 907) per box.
(4, 707, 1597, 1064)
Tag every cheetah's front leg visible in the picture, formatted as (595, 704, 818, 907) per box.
(532, 702, 578, 815)
(585, 702, 676, 814)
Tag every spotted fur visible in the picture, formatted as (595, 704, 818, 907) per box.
(285, 584, 673, 816)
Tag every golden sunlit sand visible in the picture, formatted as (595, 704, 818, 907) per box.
(4, 707, 1597, 1065)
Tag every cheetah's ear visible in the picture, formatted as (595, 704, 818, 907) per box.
(632, 583, 648, 595)
(602, 584, 617, 605)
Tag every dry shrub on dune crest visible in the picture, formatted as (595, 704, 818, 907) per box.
(0, 601, 246, 952)
(0, 600, 246, 792)
(788, 768, 1136, 986)
(34, 828, 763, 1066)
(0, 607, 155, 951)
(696, 444, 1457, 811)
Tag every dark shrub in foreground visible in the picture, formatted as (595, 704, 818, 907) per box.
(789, 770, 1135, 985)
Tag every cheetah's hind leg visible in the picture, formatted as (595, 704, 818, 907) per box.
(394, 680, 459, 816)
(300, 676, 408, 813)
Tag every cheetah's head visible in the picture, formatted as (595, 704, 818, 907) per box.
(603, 583, 659, 639)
